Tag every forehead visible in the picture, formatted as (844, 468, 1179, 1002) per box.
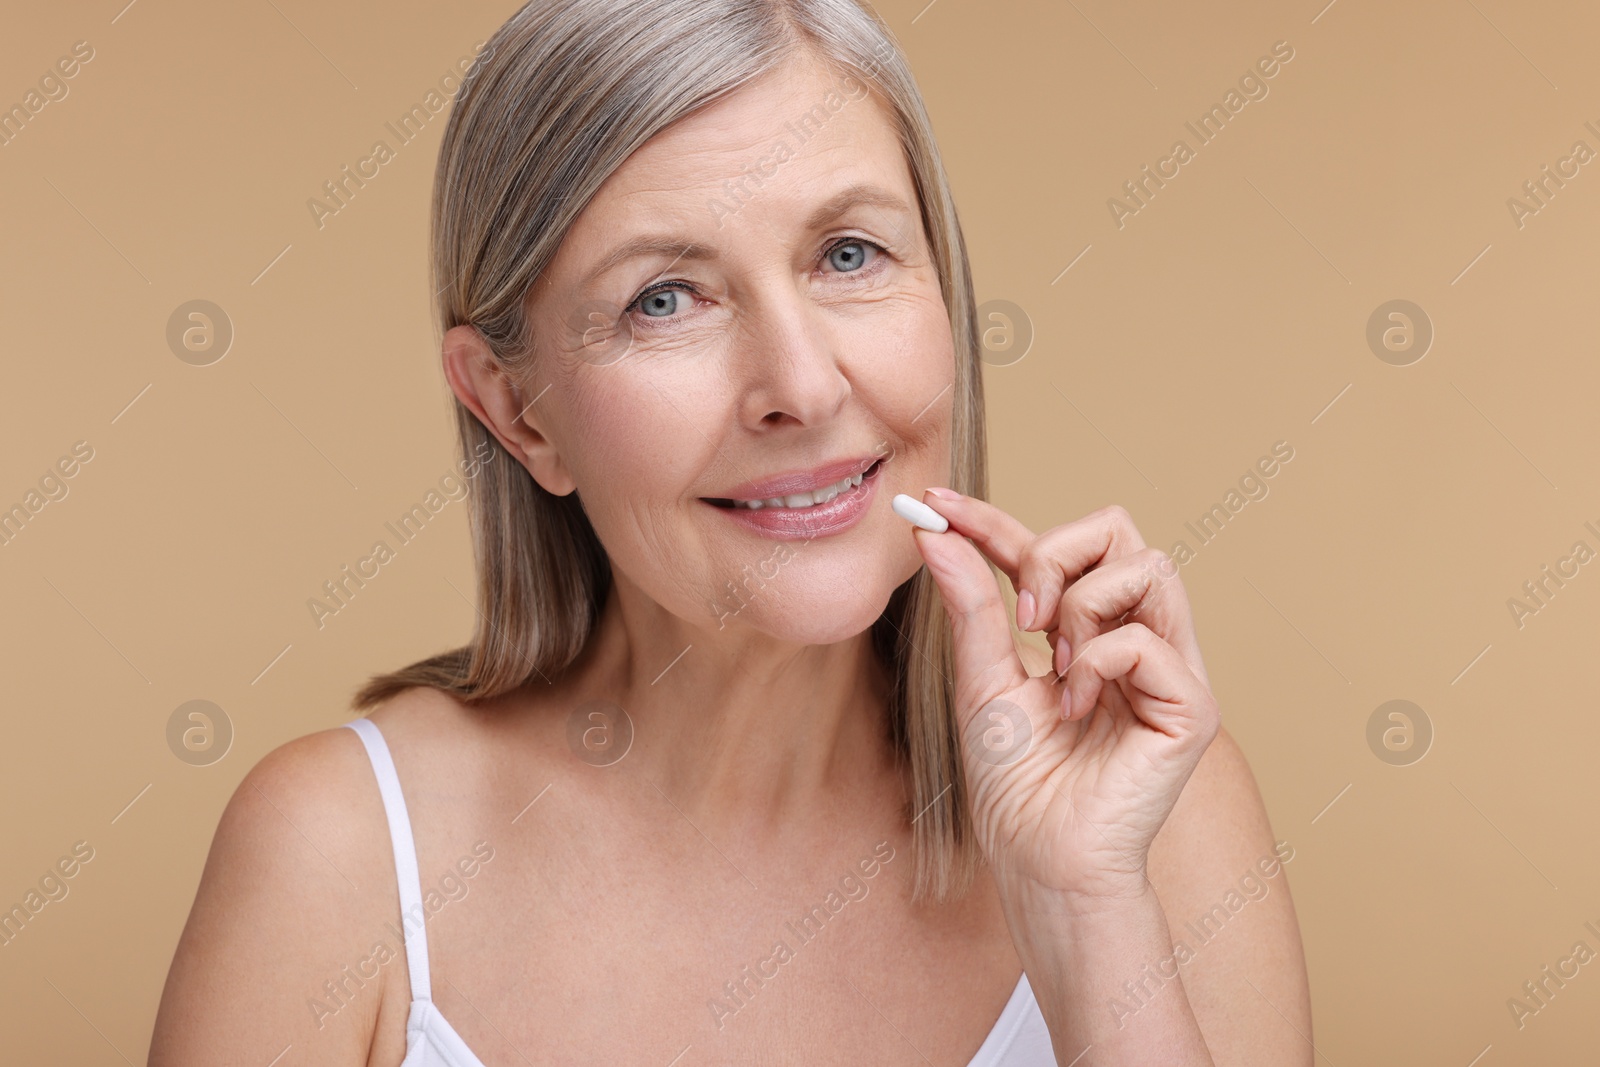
(558, 52, 914, 257)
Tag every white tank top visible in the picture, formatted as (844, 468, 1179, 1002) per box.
(344, 717, 1057, 1065)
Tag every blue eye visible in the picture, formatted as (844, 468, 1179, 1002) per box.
(826, 239, 877, 273)
(623, 237, 888, 327)
(633, 288, 688, 318)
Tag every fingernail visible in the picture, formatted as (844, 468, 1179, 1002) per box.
(925, 487, 961, 500)
(1016, 589, 1036, 630)
(1053, 634, 1071, 676)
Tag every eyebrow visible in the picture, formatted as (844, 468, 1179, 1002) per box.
(581, 184, 917, 288)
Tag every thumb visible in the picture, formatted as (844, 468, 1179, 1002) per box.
(911, 523, 1027, 706)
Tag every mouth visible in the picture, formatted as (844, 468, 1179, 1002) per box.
(702, 457, 886, 511)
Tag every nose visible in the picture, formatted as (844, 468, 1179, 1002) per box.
(734, 280, 852, 428)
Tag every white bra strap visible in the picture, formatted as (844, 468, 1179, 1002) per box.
(343, 717, 432, 1003)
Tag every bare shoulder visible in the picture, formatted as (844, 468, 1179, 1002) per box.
(209, 710, 398, 886)
(362, 680, 569, 786)
(362, 680, 503, 750)
(149, 703, 418, 1065)
(1146, 725, 1313, 1065)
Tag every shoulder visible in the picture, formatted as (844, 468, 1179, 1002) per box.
(151, 699, 433, 1062)
(361, 681, 566, 791)
(216, 713, 401, 879)
(1146, 725, 1313, 1064)
(235, 719, 375, 818)
(228, 685, 508, 848)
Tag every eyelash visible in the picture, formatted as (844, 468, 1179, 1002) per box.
(623, 236, 890, 328)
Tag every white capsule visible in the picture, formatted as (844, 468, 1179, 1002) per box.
(891, 493, 949, 533)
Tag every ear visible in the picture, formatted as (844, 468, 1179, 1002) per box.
(441, 324, 576, 496)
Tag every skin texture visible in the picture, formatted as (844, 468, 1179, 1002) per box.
(149, 50, 1311, 1066)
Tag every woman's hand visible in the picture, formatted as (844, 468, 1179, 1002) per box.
(909, 491, 1221, 909)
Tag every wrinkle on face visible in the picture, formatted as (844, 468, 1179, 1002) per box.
(513, 50, 958, 654)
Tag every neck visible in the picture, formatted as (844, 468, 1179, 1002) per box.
(566, 570, 902, 832)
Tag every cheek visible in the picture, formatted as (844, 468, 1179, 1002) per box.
(560, 366, 715, 494)
(557, 367, 730, 598)
(853, 295, 956, 461)
(866, 291, 953, 393)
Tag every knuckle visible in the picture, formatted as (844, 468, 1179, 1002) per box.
(1123, 621, 1158, 644)
(1098, 502, 1135, 529)
(1016, 540, 1045, 581)
(1140, 546, 1174, 575)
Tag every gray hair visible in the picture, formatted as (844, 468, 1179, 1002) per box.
(353, 0, 991, 904)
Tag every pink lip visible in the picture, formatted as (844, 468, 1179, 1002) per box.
(709, 455, 882, 502)
(702, 458, 885, 541)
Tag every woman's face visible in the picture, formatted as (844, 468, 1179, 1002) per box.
(519, 52, 956, 646)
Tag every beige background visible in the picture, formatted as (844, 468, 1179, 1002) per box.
(2, 0, 1596, 1062)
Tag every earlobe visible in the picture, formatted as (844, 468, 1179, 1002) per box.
(440, 324, 577, 497)
(523, 436, 578, 499)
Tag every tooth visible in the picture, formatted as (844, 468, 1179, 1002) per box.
(732, 472, 865, 510)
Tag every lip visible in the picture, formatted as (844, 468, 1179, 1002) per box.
(701, 457, 886, 541)
(707, 455, 883, 503)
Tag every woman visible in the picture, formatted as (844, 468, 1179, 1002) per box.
(151, 0, 1311, 1063)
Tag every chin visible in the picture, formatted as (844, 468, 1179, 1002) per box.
(709, 550, 922, 646)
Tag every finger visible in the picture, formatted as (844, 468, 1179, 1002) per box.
(920, 494, 1185, 679)
(1014, 505, 1148, 638)
(1050, 547, 1199, 677)
(1061, 624, 1217, 744)
(907, 520, 1028, 711)
(919, 489, 1037, 590)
